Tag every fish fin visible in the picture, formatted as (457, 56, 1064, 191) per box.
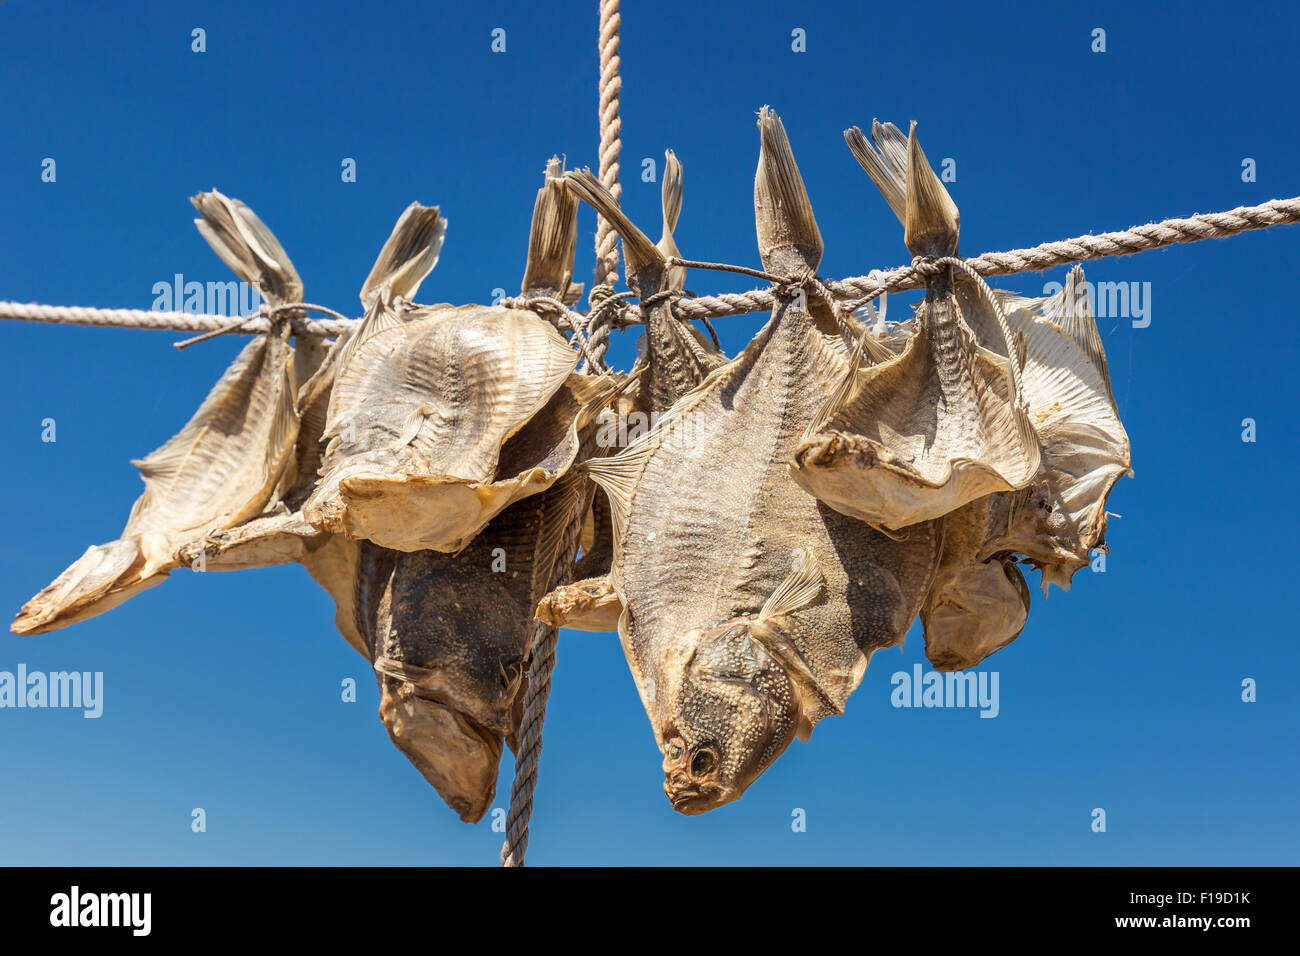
(529, 471, 590, 604)
(1045, 265, 1119, 412)
(903, 123, 960, 258)
(844, 121, 908, 226)
(755, 106, 823, 273)
(657, 149, 686, 291)
(372, 655, 437, 688)
(360, 202, 445, 308)
(758, 547, 825, 621)
(521, 157, 579, 296)
(805, 329, 867, 438)
(563, 169, 664, 274)
(580, 439, 656, 547)
(191, 190, 303, 307)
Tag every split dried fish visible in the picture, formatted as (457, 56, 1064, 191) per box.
(13, 191, 303, 635)
(302, 199, 586, 553)
(791, 121, 1041, 531)
(584, 109, 941, 813)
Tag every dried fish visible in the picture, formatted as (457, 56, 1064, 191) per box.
(565, 151, 725, 415)
(302, 200, 586, 553)
(361, 469, 589, 821)
(792, 122, 1041, 531)
(539, 153, 727, 631)
(13, 191, 303, 634)
(917, 265, 1131, 666)
(976, 267, 1132, 592)
(919, 496, 1030, 671)
(584, 109, 941, 813)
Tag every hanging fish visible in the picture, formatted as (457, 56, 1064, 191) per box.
(174, 330, 369, 656)
(583, 109, 942, 813)
(360, 468, 590, 821)
(12, 191, 303, 635)
(916, 266, 1131, 668)
(975, 267, 1132, 591)
(791, 121, 1041, 532)
(301, 196, 589, 553)
(538, 152, 728, 632)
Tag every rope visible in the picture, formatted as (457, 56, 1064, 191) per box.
(671, 196, 1300, 320)
(587, 0, 622, 366)
(499, 486, 587, 867)
(499, 0, 624, 865)
(0, 300, 353, 337)
(5, 196, 1299, 339)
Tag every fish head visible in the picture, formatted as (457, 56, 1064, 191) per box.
(377, 675, 502, 823)
(657, 621, 800, 815)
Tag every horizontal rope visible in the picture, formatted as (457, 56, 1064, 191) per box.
(0, 300, 354, 337)
(3, 196, 1298, 337)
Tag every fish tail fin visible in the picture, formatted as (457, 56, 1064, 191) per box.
(754, 106, 823, 273)
(360, 202, 445, 308)
(563, 169, 664, 275)
(521, 157, 580, 298)
(191, 190, 303, 307)
(903, 123, 960, 258)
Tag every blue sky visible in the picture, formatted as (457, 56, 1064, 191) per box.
(1, 0, 1297, 865)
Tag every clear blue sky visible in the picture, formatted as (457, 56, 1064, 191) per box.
(1, 0, 1296, 866)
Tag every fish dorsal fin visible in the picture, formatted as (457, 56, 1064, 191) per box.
(563, 169, 664, 275)
(805, 328, 868, 438)
(192, 190, 303, 307)
(754, 106, 823, 275)
(581, 440, 654, 552)
(657, 149, 686, 291)
(360, 202, 445, 309)
(521, 157, 579, 297)
(1045, 265, 1119, 412)
(528, 470, 589, 606)
(758, 547, 825, 620)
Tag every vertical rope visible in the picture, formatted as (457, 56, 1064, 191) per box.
(500, 3, 624, 865)
(499, 489, 589, 867)
(588, 0, 623, 366)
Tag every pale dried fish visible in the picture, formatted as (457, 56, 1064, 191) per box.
(303, 200, 584, 552)
(977, 267, 1132, 592)
(13, 192, 303, 634)
(565, 152, 725, 414)
(363, 469, 590, 821)
(792, 122, 1040, 531)
(584, 109, 941, 813)
(539, 154, 726, 630)
(920, 496, 1030, 671)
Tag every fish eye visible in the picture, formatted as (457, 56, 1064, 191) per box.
(691, 750, 716, 776)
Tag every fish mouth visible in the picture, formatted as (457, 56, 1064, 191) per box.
(379, 677, 504, 823)
(665, 782, 731, 815)
(373, 656, 514, 736)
